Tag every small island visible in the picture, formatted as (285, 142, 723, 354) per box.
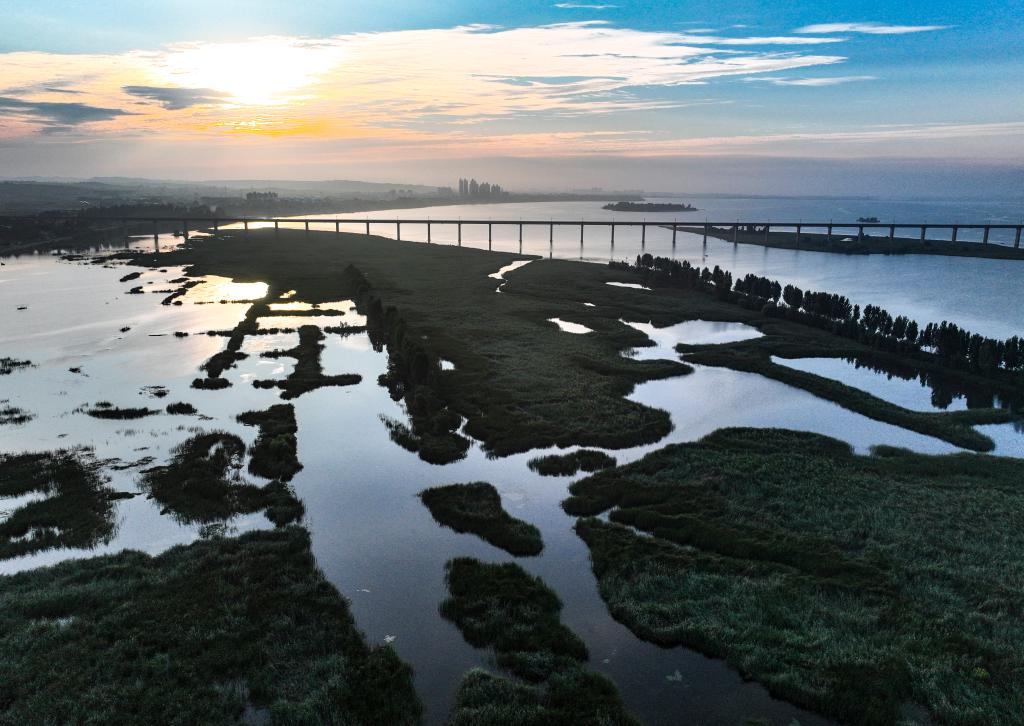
(603, 201, 698, 213)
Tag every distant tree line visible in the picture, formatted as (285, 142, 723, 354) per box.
(457, 178, 508, 198)
(617, 253, 1024, 376)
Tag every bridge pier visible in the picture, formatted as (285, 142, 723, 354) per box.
(826, 224, 832, 244)
(458, 222, 462, 246)
(580, 222, 585, 250)
(703, 223, 708, 246)
(889, 224, 895, 240)
(920, 225, 927, 241)
(427, 221, 431, 243)
(732, 224, 738, 244)
(275, 221, 280, 239)
(181, 220, 188, 241)
(304, 221, 309, 235)
(857, 225, 864, 242)
(951, 226, 958, 243)
(335, 221, 340, 235)
(397, 221, 401, 241)
(152, 220, 158, 246)
(983, 226, 990, 245)
(244, 220, 249, 236)
(1016, 226, 1022, 249)
(641, 222, 646, 248)
(795, 224, 801, 249)
(518, 223, 523, 254)
(365, 221, 370, 236)
(763, 224, 770, 244)
(488, 222, 492, 250)
(611, 223, 615, 247)
(549, 222, 553, 247)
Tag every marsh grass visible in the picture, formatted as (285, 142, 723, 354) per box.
(0, 449, 120, 559)
(528, 449, 616, 476)
(420, 482, 542, 556)
(0, 358, 32, 376)
(441, 557, 637, 724)
(140, 431, 302, 526)
(0, 527, 421, 724)
(165, 401, 197, 415)
(566, 428, 1024, 725)
(84, 404, 156, 420)
(254, 325, 361, 399)
(237, 404, 302, 481)
(0, 402, 33, 425)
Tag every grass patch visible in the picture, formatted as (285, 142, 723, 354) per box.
(140, 432, 303, 526)
(237, 404, 303, 481)
(0, 402, 33, 425)
(441, 557, 637, 724)
(565, 428, 1024, 725)
(420, 482, 542, 556)
(0, 448, 123, 559)
(0, 358, 32, 376)
(255, 325, 361, 399)
(528, 449, 616, 476)
(84, 403, 156, 420)
(0, 526, 421, 724)
(165, 401, 197, 415)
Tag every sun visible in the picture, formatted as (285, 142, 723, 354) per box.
(155, 37, 344, 106)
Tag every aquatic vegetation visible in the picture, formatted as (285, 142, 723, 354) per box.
(237, 404, 302, 481)
(0, 527, 421, 724)
(0, 448, 125, 559)
(441, 557, 637, 724)
(0, 358, 32, 376)
(420, 482, 542, 556)
(165, 401, 197, 415)
(191, 376, 230, 390)
(527, 449, 616, 476)
(0, 402, 33, 426)
(254, 325, 361, 399)
(565, 428, 1024, 724)
(140, 432, 303, 526)
(118, 271, 141, 282)
(84, 403, 156, 419)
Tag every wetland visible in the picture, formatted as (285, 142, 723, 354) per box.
(1, 222, 1023, 725)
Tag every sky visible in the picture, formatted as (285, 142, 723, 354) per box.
(0, 1, 1021, 195)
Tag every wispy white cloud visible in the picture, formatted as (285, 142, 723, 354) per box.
(795, 22, 948, 35)
(748, 75, 876, 86)
(553, 3, 617, 9)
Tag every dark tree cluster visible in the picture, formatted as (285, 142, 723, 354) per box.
(625, 254, 1024, 376)
(457, 178, 506, 198)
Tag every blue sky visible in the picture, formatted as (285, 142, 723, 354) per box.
(0, 1, 1020, 190)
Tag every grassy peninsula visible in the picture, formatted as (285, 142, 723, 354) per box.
(420, 482, 543, 556)
(564, 428, 1024, 724)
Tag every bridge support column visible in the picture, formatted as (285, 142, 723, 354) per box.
(889, 224, 895, 240)
(488, 223, 492, 250)
(304, 221, 309, 235)
(920, 226, 927, 241)
(427, 222, 431, 243)
(244, 220, 249, 236)
(795, 225, 801, 248)
(275, 221, 280, 239)
(458, 223, 462, 246)
(365, 221, 370, 235)
(982, 226, 990, 245)
(641, 223, 646, 248)
(858, 225, 864, 242)
(703, 223, 708, 246)
(182, 220, 188, 241)
(611, 223, 615, 247)
(518, 223, 523, 254)
(335, 221, 339, 235)
(764, 225, 770, 244)
(671, 223, 677, 247)
(826, 224, 832, 243)
(732, 224, 738, 244)
(549, 222, 553, 248)
(1016, 226, 1022, 249)
(152, 220, 158, 246)
(580, 222, 585, 250)
(951, 226, 958, 243)
(397, 221, 401, 241)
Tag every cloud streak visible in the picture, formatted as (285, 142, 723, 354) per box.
(123, 85, 229, 110)
(796, 22, 948, 35)
(748, 75, 876, 86)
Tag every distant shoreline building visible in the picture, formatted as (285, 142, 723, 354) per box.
(457, 177, 508, 198)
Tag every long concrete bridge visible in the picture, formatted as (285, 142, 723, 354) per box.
(89, 216, 1024, 251)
